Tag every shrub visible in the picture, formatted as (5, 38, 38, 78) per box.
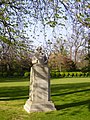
(50, 71, 89, 78)
(60, 72, 65, 77)
(72, 73, 74, 77)
(74, 72, 77, 77)
(86, 72, 90, 77)
(77, 72, 82, 77)
(0, 72, 2, 77)
(55, 71, 60, 78)
(82, 72, 86, 77)
(24, 72, 30, 78)
(3, 72, 7, 77)
(50, 71, 56, 78)
(64, 72, 70, 77)
(13, 72, 19, 76)
(69, 72, 74, 77)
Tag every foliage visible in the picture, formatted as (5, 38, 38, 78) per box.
(48, 53, 77, 72)
(0, 43, 32, 77)
(68, 0, 90, 28)
(50, 71, 90, 78)
(0, 0, 90, 77)
(1, 0, 89, 44)
(13, 72, 19, 77)
(0, 72, 2, 77)
(24, 72, 30, 78)
(0, 0, 29, 44)
(2, 72, 7, 77)
(0, 0, 68, 46)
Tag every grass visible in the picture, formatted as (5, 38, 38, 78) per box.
(0, 77, 90, 120)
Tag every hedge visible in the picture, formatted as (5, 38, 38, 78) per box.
(0, 71, 90, 78)
(50, 71, 90, 78)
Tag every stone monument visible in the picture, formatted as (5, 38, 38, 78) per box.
(24, 47, 56, 112)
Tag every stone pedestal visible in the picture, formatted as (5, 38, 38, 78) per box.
(24, 100, 56, 112)
(24, 64, 56, 112)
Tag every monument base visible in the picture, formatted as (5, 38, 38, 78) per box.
(24, 99, 56, 113)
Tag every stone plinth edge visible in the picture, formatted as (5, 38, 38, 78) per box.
(24, 99, 56, 113)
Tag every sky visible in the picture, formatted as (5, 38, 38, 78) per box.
(25, 15, 73, 50)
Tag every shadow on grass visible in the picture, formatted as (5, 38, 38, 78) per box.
(55, 99, 90, 110)
(0, 81, 90, 112)
(51, 82, 90, 93)
(51, 82, 90, 111)
(0, 86, 29, 101)
(51, 88, 90, 96)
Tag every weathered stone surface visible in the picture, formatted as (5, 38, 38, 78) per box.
(24, 100, 56, 113)
(24, 47, 56, 112)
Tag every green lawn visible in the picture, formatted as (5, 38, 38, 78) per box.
(0, 77, 90, 120)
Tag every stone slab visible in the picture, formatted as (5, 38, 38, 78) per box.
(24, 99, 56, 113)
(29, 64, 50, 102)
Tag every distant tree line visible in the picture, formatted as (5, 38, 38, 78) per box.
(0, 0, 90, 77)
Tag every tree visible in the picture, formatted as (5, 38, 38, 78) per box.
(0, 39, 32, 76)
(0, 0, 90, 75)
(0, 0, 89, 43)
(64, 0, 90, 67)
(0, 0, 73, 45)
(48, 52, 76, 72)
(0, 0, 29, 43)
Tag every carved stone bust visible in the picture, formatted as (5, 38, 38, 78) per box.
(32, 46, 47, 65)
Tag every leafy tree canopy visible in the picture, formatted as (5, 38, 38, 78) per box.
(0, 0, 90, 46)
